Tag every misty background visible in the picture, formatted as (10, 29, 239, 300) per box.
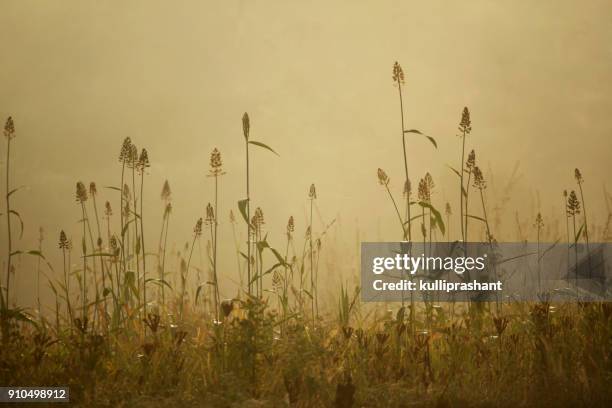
(1, 0, 611, 309)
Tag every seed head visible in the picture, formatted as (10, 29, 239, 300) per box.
(566, 190, 581, 216)
(418, 178, 430, 202)
(59, 230, 69, 249)
(123, 184, 131, 201)
(161, 180, 171, 202)
(445, 202, 452, 216)
(4, 117, 15, 140)
(392, 62, 405, 85)
(76, 181, 88, 203)
(473, 166, 486, 190)
(287, 216, 295, 236)
(252, 207, 265, 230)
(534, 212, 544, 230)
(205, 203, 215, 225)
(424, 172, 435, 196)
(242, 112, 250, 140)
(209, 148, 225, 176)
(127, 144, 139, 168)
(458, 107, 472, 135)
(465, 150, 476, 172)
(403, 178, 411, 198)
(138, 148, 150, 174)
(194, 217, 203, 237)
(119, 137, 132, 164)
(309, 183, 317, 199)
(377, 168, 389, 186)
(89, 182, 97, 197)
(574, 168, 583, 184)
(110, 236, 118, 253)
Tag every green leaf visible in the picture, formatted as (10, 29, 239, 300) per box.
(7, 185, 25, 197)
(9, 210, 24, 239)
(145, 278, 173, 290)
(418, 201, 445, 235)
(467, 214, 487, 223)
(82, 253, 114, 258)
(195, 284, 205, 305)
(249, 140, 279, 156)
(447, 165, 462, 178)
(248, 262, 282, 285)
(575, 223, 584, 243)
(404, 129, 437, 149)
(238, 199, 250, 225)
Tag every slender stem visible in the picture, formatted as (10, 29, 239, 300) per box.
(246, 140, 251, 296)
(310, 198, 315, 325)
(139, 170, 147, 336)
(213, 175, 220, 321)
(161, 211, 170, 308)
(384, 184, 406, 239)
(5, 138, 12, 309)
(577, 183, 592, 277)
(459, 131, 466, 242)
(398, 83, 411, 242)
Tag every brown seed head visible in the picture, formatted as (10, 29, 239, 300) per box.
(209, 148, 224, 176)
(105, 201, 112, 216)
(205, 203, 215, 225)
(287, 216, 295, 236)
(377, 168, 389, 186)
(465, 150, 476, 171)
(242, 112, 250, 140)
(309, 183, 317, 199)
(119, 137, 132, 163)
(161, 180, 171, 202)
(4, 117, 15, 139)
(473, 166, 486, 190)
(392, 62, 405, 84)
(458, 107, 472, 135)
(76, 181, 88, 203)
(89, 182, 97, 196)
(194, 217, 203, 237)
(403, 178, 411, 198)
(59, 230, 69, 249)
(574, 168, 583, 184)
(138, 148, 150, 174)
(566, 190, 581, 216)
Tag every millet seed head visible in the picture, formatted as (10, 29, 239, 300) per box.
(309, 184, 317, 199)
(76, 181, 88, 203)
(205, 203, 215, 225)
(194, 217, 203, 237)
(392, 62, 405, 85)
(574, 168, 583, 184)
(161, 180, 171, 202)
(377, 168, 389, 186)
(4, 116, 15, 139)
(242, 112, 250, 140)
(59, 230, 69, 249)
(473, 166, 486, 190)
(119, 137, 132, 164)
(138, 148, 150, 174)
(209, 148, 225, 176)
(566, 190, 581, 216)
(458, 107, 472, 135)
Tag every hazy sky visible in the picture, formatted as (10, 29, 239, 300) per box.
(1, 1, 611, 305)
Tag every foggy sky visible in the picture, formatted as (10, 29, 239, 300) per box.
(1, 0, 611, 307)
